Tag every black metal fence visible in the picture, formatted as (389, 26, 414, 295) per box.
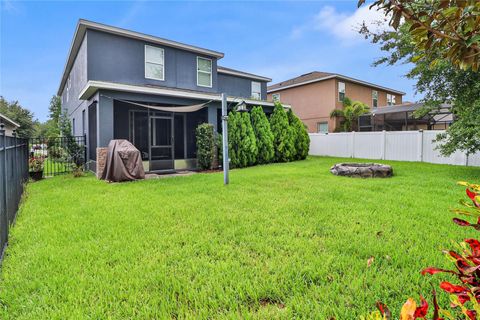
(29, 136, 86, 177)
(0, 129, 29, 261)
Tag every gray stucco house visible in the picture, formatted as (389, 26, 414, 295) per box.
(58, 19, 275, 172)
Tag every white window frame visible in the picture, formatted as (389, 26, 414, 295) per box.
(272, 93, 280, 102)
(251, 81, 261, 100)
(372, 90, 378, 108)
(317, 122, 328, 133)
(196, 56, 212, 88)
(387, 93, 396, 106)
(144, 45, 165, 81)
(338, 81, 345, 102)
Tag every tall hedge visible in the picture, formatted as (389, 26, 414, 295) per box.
(270, 103, 295, 162)
(195, 123, 215, 170)
(287, 109, 310, 160)
(228, 110, 258, 168)
(250, 106, 274, 164)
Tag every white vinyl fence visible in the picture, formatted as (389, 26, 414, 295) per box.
(309, 130, 480, 166)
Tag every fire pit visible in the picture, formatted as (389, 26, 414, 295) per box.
(330, 163, 393, 178)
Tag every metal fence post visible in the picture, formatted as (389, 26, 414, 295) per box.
(1, 124, 7, 241)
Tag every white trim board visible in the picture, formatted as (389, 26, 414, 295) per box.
(78, 80, 288, 108)
(217, 67, 272, 82)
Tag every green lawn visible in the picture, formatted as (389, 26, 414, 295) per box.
(1, 157, 479, 319)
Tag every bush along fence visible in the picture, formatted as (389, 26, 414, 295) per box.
(195, 103, 310, 170)
(28, 135, 87, 178)
(309, 130, 480, 166)
(0, 126, 29, 262)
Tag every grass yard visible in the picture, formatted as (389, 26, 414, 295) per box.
(1, 156, 479, 319)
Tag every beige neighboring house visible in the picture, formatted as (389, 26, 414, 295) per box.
(267, 72, 405, 133)
(0, 113, 20, 136)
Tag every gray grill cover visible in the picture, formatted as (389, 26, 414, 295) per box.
(101, 139, 145, 182)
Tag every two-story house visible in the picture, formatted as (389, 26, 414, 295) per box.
(58, 19, 273, 173)
(267, 72, 405, 133)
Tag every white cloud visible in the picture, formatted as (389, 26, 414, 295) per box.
(290, 5, 392, 44)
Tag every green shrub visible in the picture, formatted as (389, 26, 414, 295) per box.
(270, 103, 295, 162)
(228, 111, 258, 168)
(287, 109, 310, 160)
(250, 106, 274, 164)
(195, 123, 215, 170)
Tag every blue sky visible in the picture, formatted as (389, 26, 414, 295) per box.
(0, 0, 418, 121)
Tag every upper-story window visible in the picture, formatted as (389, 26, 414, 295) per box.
(372, 90, 378, 108)
(251, 81, 261, 100)
(197, 57, 212, 87)
(387, 93, 396, 106)
(145, 45, 165, 81)
(338, 81, 345, 101)
(272, 93, 280, 102)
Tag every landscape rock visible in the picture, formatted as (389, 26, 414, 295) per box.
(330, 163, 393, 178)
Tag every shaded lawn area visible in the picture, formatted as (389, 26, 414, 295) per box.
(1, 157, 479, 319)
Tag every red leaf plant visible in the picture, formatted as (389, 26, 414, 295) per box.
(363, 182, 480, 319)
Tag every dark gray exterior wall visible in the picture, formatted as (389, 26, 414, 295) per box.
(86, 30, 219, 94)
(61, 33, 89, 137)
(217, 73, 268, 100)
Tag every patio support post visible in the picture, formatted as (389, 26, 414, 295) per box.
(221, 93, 229, 185)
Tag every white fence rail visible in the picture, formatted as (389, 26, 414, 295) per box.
(309, 130, 480, 166)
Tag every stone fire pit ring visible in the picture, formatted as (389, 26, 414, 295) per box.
(330, 163, 393, 178)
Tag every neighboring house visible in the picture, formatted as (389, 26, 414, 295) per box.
(267, 72, 405, 133)
(0, 113, 20, 137)
(58, 19, 273, 173)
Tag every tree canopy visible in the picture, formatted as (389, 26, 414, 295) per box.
(0, 96, 36, 138)
(359, 0, 480, 71)
(358, 0, 480, 156)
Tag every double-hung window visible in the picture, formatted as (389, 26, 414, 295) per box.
(317, 122, 328, 133)
(145, 45, 165, 81)
(387, 93, 396, 106)
(251, 81, 261, 99)
(372, 90, 378, 108)
(338, 81, 345, 101)
(197, 57, 212, 87)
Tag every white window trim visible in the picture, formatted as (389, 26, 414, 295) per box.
(196, 56, 212, 88)
(272, 93, 280, 102)
(251, 81, 261, 100)
(387, 93, 396, 106)
(338, 81, 345, 102)
(145, 45, 165, 81)
(372, 90, 378, 108)
(317, 122, 328, 133)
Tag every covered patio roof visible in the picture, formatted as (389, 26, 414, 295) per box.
(79, 80, 288, 108)
(359, 102, 453, 131)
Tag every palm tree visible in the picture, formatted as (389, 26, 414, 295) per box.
(329, 97, 369, 132)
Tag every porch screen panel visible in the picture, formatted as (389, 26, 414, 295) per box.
(186, 109, 207, 158)
(88, 103, 97, 161)
(174, 114, 185, 159)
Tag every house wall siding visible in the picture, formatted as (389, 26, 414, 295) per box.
(86, 29, 218, 94)
(217, 73, 267, 100)
(334, 79, 403, 109)
(267, 79, 337, 133)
